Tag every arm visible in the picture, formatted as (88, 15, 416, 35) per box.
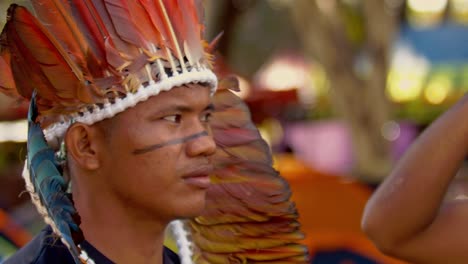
(362, 94, 468, 264)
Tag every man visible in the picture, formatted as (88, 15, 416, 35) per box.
(8, 83, 215, 264)
(0, 1, 308, 263)
(362, 94, 468, 264)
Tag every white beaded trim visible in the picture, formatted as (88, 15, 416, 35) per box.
(43, 67, 218, 149)
(169, 220, 194, 264)
(79, 247, 96, 264)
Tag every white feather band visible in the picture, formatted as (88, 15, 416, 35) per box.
(169, 220, 194, 264)
(43, 67, 218, 149)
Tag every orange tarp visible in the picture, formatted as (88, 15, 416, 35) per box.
(275, 154, 408, 264)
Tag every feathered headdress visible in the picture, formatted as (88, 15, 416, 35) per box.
(0, 0, 217, 148)
(0, 1, 309, 263)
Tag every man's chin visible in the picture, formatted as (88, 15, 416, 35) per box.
(176, 201, 207, 219)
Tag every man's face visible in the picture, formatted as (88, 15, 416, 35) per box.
(97, 84, 216, 222)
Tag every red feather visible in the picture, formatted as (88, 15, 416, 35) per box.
(126, 0, 164, 48)
(90, 0, 140, 59)
(5, 8, 60, 101)
(31, 0, 105, 99)
(31, 0, 88, 60)
(177, 0, 204, 63)
(139, 0, 183, 60)
(138, 0, 170, 45)
(0, 48, 19, 97)
(162, 0, 185, 48)
(72, 0, 111, 71)
(5, 5, 103, 110)
(103, 0, 148, 49)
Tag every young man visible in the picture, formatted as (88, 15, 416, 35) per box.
(362, 94, 468, 264)
(8, 85, 213, 264)
(0, 1, 308, 263)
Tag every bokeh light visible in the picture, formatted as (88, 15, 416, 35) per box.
(424, 75, 452, 104)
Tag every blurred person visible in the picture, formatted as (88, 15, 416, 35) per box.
(362, 94, 468, 264)
(0, 1, 308, 264)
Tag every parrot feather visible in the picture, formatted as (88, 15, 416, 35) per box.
(26, 93, 84, 264)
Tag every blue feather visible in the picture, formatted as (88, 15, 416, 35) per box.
(26, 92, 84, 264)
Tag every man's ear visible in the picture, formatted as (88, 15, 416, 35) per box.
(65, 123, 102, 170)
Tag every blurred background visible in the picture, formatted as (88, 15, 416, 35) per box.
(1, 0, 468, 263)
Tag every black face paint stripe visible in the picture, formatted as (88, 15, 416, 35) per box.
(132, 131, 209, 155)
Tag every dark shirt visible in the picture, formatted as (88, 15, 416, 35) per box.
(3, 226, 180, 264)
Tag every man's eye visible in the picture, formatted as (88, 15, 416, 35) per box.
(163, 115, 181, 123)
(201, 112, 212, 123)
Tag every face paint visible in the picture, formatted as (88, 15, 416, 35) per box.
(132, 131, 209, 155)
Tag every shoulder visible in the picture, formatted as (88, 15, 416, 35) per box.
(3, 226, 74, 264)
(163, 246, 180, 264)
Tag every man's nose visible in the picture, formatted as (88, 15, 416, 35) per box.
(185, 130, 216, 157)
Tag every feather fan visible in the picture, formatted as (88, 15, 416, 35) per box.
(188, 77, 310, 263)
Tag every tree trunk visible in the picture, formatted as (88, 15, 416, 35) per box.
(289, 0, 399, 182)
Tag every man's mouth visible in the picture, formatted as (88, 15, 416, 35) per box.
(182, 165, 213, 189)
